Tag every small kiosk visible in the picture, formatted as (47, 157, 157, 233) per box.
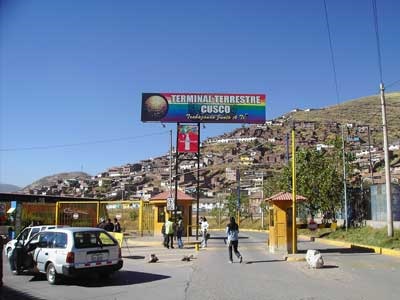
(149, 190, 194, 236)
(266, 192, 306, 253)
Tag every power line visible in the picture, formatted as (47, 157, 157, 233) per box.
(386, 79, 400, 89)
(0, 131, 169, 152)
(323, 0, 341, 107)
(372, 0, 384, 83)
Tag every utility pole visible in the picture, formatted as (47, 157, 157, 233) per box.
(371, 0, 393, 237)
(169, 129, 172, 196)
(291, 123, 297, 254)
(380, 83, 393, 237)
(236, 168, 240, 225)
(367, 125, 374, 183)
(261, 171, 264, 229)
(341, 125, 348, 231)
(174, 123, 179, 223)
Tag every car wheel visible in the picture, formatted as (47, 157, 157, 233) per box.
(46, 263, 59, 285)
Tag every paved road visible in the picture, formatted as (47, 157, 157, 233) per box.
(2, 231, 400, 300)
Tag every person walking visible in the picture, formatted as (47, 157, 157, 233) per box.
(113, 218, 121, 233)
(226, 216, 243, 263)
(200, 217, 209, 248)
(176, 216, 184, 249)
(165, 217, 174, 249)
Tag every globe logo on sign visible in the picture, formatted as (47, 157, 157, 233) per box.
(143, 95, 169, 121)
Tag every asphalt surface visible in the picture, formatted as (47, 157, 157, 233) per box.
(1, 231, 400, 300)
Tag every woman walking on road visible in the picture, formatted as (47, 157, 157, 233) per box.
(226, 216, 243, 263)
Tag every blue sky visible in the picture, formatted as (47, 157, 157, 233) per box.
(1, 0, 399, 187)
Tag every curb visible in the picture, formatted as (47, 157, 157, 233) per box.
(285, 255, 306, 262)
(240, 229, 269, 233)
(299, 235, 400, 258)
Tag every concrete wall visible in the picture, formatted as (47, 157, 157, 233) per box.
(370, 183, 400, 221)
(366, 220, 400, 229)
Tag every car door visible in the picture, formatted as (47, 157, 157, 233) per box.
(33, 232, 55, 272)
(27, 227, 41, 245)
(16, 227, 31, 246)
(52, 232, 68, 270)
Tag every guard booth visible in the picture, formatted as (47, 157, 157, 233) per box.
(149, 190, 194, 236)
(266, 192, 306, 253)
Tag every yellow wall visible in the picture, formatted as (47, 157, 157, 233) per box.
(152, 202, 192, 236)
(268, 201, 293, 253)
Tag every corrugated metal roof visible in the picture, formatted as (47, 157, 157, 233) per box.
(265, 192, 307, 202)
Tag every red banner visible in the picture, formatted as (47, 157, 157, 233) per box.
(178, 125, 199, 153)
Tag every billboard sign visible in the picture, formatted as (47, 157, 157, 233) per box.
(141, 93, 266, 123)
(178, 124, 199, 153)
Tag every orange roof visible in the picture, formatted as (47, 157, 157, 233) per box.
(265, 192, 307, 202)
(150, 190, 195, 202)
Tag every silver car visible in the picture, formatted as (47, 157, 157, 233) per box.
(13, 227, 123, 284)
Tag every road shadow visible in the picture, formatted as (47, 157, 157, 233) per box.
(298, 246, 375, 254)
(26, 270, 171, 287)
(321, 265, 339, 269)
(24, 270, 170, 287)
(123, 255, 145, 260)
(245, 259, 285, 264)
(0, 286, 46, 300)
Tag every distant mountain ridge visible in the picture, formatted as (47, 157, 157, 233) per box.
(0, 183, 21, 193)
(22, 172, 92, 192)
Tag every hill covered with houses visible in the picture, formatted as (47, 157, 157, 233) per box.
(19, 92, 400, 214)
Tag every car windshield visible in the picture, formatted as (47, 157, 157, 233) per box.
(74, 231, 118, 249)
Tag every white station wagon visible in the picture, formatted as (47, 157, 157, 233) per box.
(11, 227, 123, 284)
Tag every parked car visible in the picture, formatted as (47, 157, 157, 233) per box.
(4, 225, 69, 256)
(9, 227, 123, 284)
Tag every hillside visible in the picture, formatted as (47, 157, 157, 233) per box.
(291, 92, 400, 143)
(16, 92, 400, 199)
(22, 172, 92, 192)
(0, 184, 21, 193)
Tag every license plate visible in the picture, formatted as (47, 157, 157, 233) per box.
(91, 253, 103, 261)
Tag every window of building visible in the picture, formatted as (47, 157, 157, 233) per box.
(158, 206, 166, 223)
(269, 208, 274, 227)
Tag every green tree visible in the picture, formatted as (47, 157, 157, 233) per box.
(277, 147, 345, 220)
(225, 193, 250, 218)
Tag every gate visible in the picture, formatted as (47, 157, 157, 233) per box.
(56, 201, 98, 227)
(141, 201, 154, 236)
(55, 200, 154, 235)
(22, 203, 56, 227)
